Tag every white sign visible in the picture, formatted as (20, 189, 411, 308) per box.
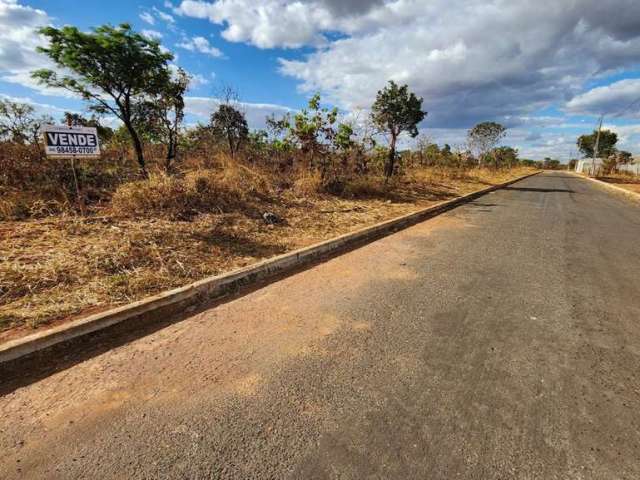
(41, 125, 101, 157)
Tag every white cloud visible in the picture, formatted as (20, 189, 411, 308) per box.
(185, 96, 292, 129)
(600, 123, 640, 152)
(0, 0, 49, 80)
(177, 36, 223, 57)
(153, 7, 175, 24)
(142, 29, 163, 40)
(139, 11, 155, 25)
(189, 72, 210, 88)
(177, 0, 640, 130)
(0, 93, 71, 117)
(565, 79, 640, 118)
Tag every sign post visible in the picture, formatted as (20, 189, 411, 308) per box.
(41, 124, 101, 215)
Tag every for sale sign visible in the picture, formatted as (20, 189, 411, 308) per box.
(42, 125, 100, 157)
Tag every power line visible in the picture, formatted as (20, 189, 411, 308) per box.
(610, 93, 640, 118)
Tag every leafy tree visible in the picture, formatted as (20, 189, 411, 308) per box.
(371, 81, 426, 178)
(211, 104, 249, 158)
(543, 157, 561, 170)
(602, 149, 634, 174)
(266, 93, 353, 167)
(33, 23, 173, 176)
(424, 143, 441, 166)
(493, 146, 519, 168)
(467, 122, 506, 167)
(61, 112, 114, 144)
(138, 68, 190, 172)
(288, 94, 338, 158)
(333, 123, 355, 151)
(577, 129, 617, 158)
(0, 99, 52, 144)
(616, 150, 634, 165)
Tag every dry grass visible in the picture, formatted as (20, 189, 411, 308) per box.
(596, 173, 640, 194)
(1, 165, 535, 341)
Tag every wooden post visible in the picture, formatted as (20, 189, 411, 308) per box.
(66, 118, 86, 215)
(69, 156, 86, 215)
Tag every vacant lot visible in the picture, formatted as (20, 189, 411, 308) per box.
(0, 166, 533, 341)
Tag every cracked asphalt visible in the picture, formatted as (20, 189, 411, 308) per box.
(1, 171, 639, 479)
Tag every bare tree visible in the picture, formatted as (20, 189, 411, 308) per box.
(0, 99, 52, 144)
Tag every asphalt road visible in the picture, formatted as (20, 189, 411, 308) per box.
(2, 171, 640, 479)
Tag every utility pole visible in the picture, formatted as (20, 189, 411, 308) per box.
(591, 115, 603, 176)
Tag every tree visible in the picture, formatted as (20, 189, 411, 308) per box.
(616, 150, 634, 165)
(602, 150, 634, 174)
(61, 112, 114, 144)
(467, 122, 506, 167)
(577, 129, 617, 158)
(33, 23, 174, 176)
(543, 157, 561, 170)
(0, 99, 52, 144)
(371, 81, 426, 178)
(493, 146, 519, 168)
(265, 93, 353, 175)
(211, 104, 249, 158)
(138, 68, 190, 172)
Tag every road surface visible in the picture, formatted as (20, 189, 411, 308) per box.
(1, 171, 639, 479)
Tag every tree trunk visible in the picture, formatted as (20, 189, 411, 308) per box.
(124, 120, 147, 177)
(384, 134, 397, 178)
(165, 136, 176, 174)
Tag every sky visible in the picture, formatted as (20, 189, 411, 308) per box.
(2, 0, 640, 160)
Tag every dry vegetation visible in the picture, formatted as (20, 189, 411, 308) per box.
(596, 172, 640, 194)
(0, 142, 533, 340)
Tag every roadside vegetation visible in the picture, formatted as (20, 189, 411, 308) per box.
(1, 23, 537, 339)
(573, 129, 636, 174)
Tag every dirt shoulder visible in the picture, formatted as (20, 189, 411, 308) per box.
(595, 175, 640, 195)
(0, 167, 533, 343)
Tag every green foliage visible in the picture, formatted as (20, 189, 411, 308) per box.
(602, 149, 634, 174)
(370, 81, 426, 177)
(334, 123, 355, 151)
(467, 122, 506, 164)
(291, 93, 337, 153)
(33, 23, 174, 175)
(266, 93, 354, 163)
(577, 129, 618, 158)
(616, 150, 633, 164)
(542, 158, 561, 170)
(137, 68, 190, 171)
(210, 104, 249, 157)
(492, 146, 519, 168)
(61, 112, 114, 144)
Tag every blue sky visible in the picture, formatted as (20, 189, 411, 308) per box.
(2, 0, 640, 160)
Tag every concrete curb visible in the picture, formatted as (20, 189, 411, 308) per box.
(567, 171, 640, 201)
(0, 171, 540, 364)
